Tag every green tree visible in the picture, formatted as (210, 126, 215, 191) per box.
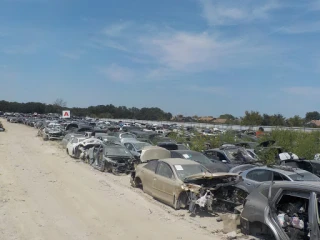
(287, 115, 304, 127)
(269, 114, 286, 126)
(262, 114, 271, 126)
(305, 111, 320, 122)
(219, 114, 235, 120)
(241, 111, 263, 126)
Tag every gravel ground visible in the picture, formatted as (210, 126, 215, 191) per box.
(0, 120, 253, 240)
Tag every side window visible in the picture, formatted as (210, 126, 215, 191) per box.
(217, 152, 226, 161)
(273, 172, 290, 181)
(125, 143, 134, 151)
(204, 151, 215, 158)
(156, 162, 174, 179)
(144, 160, 158, 172)
(171, 151, 181, 158)
(247, 170, 272, 182)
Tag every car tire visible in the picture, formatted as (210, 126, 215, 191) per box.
(94, 153, 105, 172)
(173, 195, 181, 210)
(131, 177, 142, 190)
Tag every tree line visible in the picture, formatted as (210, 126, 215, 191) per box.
(220, 111, 320, 127)
(0, 100, 173, 121)
(1, 99, 319, 127)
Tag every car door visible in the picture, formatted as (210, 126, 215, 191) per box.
(243, 169, 272, 193)
(152, 162, 176, 205)
(139, 160, 158, 195)
(309, 192, 320, 240)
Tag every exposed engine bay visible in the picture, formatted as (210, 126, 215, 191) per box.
(181, 175, 245, 214)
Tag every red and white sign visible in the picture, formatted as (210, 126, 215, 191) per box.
(62, 110, 70, 118)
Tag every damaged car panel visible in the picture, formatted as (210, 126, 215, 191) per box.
(236, 166, 320, 194)
(92, 142, 137, 175)
(241, 181, 320, 240)
(131, 148, 243, 214)
(42, 123, 64, 141)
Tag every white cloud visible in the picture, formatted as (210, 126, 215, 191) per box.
(102, 22, 132, 37)
(283, 87, 320, 95)
(199, 0, 281, 26)
(140, 30, 271, 72)
(98, 63, 135, 82)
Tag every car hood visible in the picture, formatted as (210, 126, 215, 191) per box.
(183, 172, 240, 183)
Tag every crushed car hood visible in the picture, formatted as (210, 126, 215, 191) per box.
(183, 172, 240, 183)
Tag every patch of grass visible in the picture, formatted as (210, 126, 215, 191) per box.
(169, 129, 320, 163)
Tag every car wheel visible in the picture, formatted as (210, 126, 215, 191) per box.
(94, 153, 105, 172)
(173, 195, 181, 210)
(131, 177, 142, 190)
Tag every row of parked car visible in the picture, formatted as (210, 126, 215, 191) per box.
(4, 115, 320, 239)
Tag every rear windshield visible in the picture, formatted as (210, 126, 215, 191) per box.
(289, 172, 320, 181)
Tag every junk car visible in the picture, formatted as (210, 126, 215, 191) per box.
(241, 181, 320, 240)
(130, 147, 243, 215)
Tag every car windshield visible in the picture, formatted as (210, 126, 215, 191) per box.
(132, 142, 151, 151)
(105, 146, 132, 157)
(181, 152, 212, 165)
(289, 172, 320, 181)
(177, 144, 189, 150)
(224, 148, 253, 161)
(174, 164, 209, 180)
(102, 136, 119, 142)
(121, 133, 136, 139)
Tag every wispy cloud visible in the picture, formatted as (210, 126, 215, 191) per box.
(90, 20, 283, 81)
(283, 87, 320, 95)
(198, 0, 281, 26)
(98, 63, 135, 82)
(102, 22, 132, 37)
(279, 21, 320, 34)
(140, 30, 274, 72)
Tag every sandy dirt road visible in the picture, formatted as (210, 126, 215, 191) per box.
(0, 120, 231, 240)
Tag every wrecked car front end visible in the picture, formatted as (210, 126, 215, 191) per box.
(74, 138, 102, 160)
(104, 155, 136, 174)
(181, 173, 244, 214)
(101, 143, 137, 175)
(43, 125, 64, 140)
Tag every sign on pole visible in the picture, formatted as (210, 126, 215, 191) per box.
(62, 110, 70, 118)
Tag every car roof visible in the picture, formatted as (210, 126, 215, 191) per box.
(207, 148, 223, 152)
(246, 166, 309, 175)
(161, 158, 200, 166)
(171, 150, 199, 154)
(121, 138, 140, 143)
(259, 181, 320, 192)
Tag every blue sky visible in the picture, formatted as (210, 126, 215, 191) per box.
(1, 0, 320, 117)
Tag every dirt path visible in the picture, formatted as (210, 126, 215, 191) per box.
(0, 120, 229, 240)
